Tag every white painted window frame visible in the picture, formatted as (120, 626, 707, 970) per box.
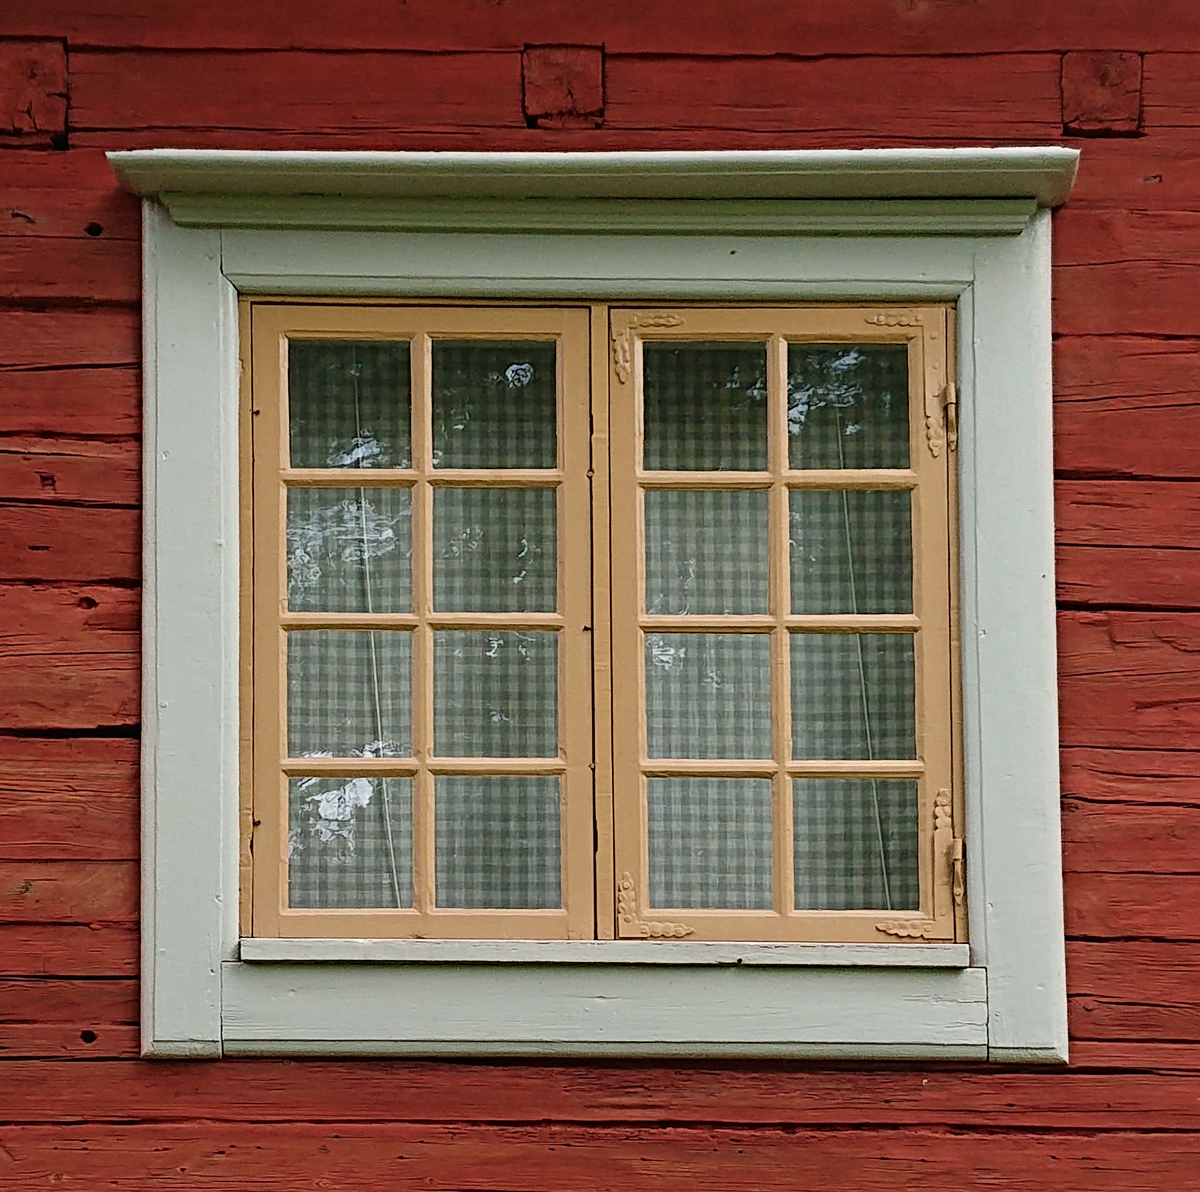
(117, 149, 1076, 1061)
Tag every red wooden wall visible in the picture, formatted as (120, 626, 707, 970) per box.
(3, 3, 1200, 1186)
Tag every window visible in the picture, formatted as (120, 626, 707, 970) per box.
(117, 147, 1075, 1060)
(247, 302, 961, 945)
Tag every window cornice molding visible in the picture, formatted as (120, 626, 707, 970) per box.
(108, 148, 1078, 236)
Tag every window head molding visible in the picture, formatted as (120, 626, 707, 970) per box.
(122, 147, 1075, 1062)
(109, 147, 1077, 236)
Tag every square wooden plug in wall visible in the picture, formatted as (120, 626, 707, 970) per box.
(0, 39, 68, 147)
(1062, 51, 1142, 135)
(522, 45, 604, 129)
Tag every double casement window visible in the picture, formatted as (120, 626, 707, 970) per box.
(121, 147, 1073, 1059)
(247, 302, 961, 945)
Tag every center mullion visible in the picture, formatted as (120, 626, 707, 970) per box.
(413, 332, 435, 915)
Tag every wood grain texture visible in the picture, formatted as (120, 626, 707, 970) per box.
(1062, 800, 1200, 873)
(0, 861, 138, 924)
(1054, 336, 1200, 479)
(1062, 51, 1143, 135)
(0, 308, 139, 371)
(2, 150, 141, 241)
(603, 54, 1061, 136)
(0, 978, 137, 1025)
(1058, 612, 1200, 749)
(0, 238, 140, 304)
(1061, 748, 1200, 806)
(1145, 53, 1200, 127)
(0, 923, 138, 977)
(0, 441, 139, 506)
(0, 367, 140, 440)
(1, 1123, 1199, 1188)
(0, 508, 139, 583)
(1065, 872, 1200, 940)
(8, 1062, 1200, 1127)
(1065, 131, 1200, 210)
(0, 1025, 139, 1059)
(0, 737, 138, 861)
(70, 50, 524, 133)
(6, 2, 1200, 54)
(0, 39, 66, 145)
(1070, 942, 1200, 1041)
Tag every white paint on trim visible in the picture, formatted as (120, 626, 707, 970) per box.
(221, 961, 989, 1059)
(240, 938, 972, 967)
(110, 147, 1079, 205)
(134, 147, 1071, 1062)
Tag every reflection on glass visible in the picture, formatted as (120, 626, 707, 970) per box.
(287, 630, 412, 759)
(288, 340, 411, 469)
(434, 631, 558, 757)
(287, 487, 412, 613)
(432, 341, 557, 469)
(793, 778, 918, 911)
(789, 490, 912, 614)
(288, 776, 413, 908)
(790, 633, 915, 759)
(645, 489, 769, 615)
(434, 487, 556, 612)
(645, 633, 772, 758)
(787, 344, 908, 469)
(435, 776, 561, 908)
(643, 343, 768, 471)
(647, 777, 773, 909)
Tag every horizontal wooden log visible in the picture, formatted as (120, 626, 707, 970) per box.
(0, 978, 137, 1024)
(0, 308, 139, 371)
(0, 924, 137, 977)
(1145, 53, 1200, 127)
(0, 39, 66, 146)
(1065, 872, 1200, 940)
(1058, 612, 1200, 750)
(5, 1061, 1200, 1126)
(1055, 266, 1200, 338)
(0, 507, 139, 583)
(1070, 1041, 1200, 1069)
(7, 1, 1200, 54)
(1, 1123, 1198, 1188)
(1062, 801, 1200, 875)
(1057, 545, 1200, 608)
(2, 155, 140, 242)
(1065, 130, 1200, 210)
(71, 50, 523, 133)
(0, 238, 140, 305)
(1054, 210, 1200, 270)
(0, 737, 138, 861)
(0, 1025, 139, 1060)
(0, 861, 138, 924)
(0, 367, 140, 440)
(604, 54, 1061, 136)
(0, 584, 139, 730)
(1071, 944, 1200, 1041)
(1054, 336, 1200, 480)
(0, 441, 139, 506)
(1061, 748, 1200, 806)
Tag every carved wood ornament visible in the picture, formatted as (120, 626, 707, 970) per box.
(611, 314, 686, 384)
(874, 789, 962, 941)
(617, 872, 694, 938)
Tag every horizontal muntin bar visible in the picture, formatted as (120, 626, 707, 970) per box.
(639, 615, 919, 632)
(282, 612, 565, 630)
(280, 469, 564, 486)
(637, 469, 917, 490)
(283, 757, 567, 776)
(640, 759, 925, 778)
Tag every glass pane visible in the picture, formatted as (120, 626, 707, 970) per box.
(288, 340, 411, 469)
(432, 341, 556, 469)
(787, 344, 908, 469)
(789, 490, 912, 614)
(645, 489, 769, 615)
(435, 776, 561, 908)
(434, 631, 557, 757)
(793, 778, 918, 910)
(288, 776, 412, 908)
(645, 633, 771, 758)
(790, 633, 915, 759)
(647, 777, 773, 909)
(643, 343, 768, 471)
(434, 487, 556, 612)
(287, 630, 412, 758)
(287, 487, 412, 613)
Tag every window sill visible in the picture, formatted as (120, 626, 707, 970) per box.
(240, 937, 971, 967)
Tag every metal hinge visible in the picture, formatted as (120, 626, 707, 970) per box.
(942, 382, 958, 452)
(951, 835, 965, 909)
